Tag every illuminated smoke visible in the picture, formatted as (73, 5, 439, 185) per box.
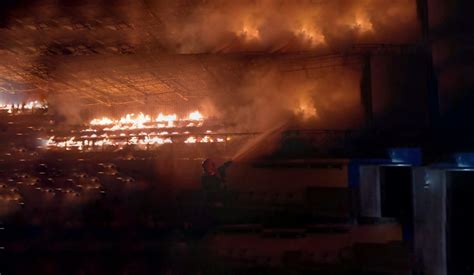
(206, 63, 363, 133)
(5, 0, 417, 54)
(154, 0, 418, 53)
(0, 0, 417, 132)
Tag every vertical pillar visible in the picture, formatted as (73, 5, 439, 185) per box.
(360, 54, 373, 128)
(417, 0, 440, 127)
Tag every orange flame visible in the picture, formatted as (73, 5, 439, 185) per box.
(0, 100, 47, 113)
(43, 110, 230, 150)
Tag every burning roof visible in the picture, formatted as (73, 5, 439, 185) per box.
(43, 110, 236, 150)
(0, 0, 419, 107)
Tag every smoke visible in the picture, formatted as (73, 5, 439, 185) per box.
(205, 62, 363, 133)
(0, 0, 419, 54)
(200, 60, 364, 161)
(0, 0, 417, 127)
(48, 93, 85, 124)
(155, 0, 419, 53)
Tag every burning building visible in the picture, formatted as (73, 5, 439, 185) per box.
(0, 0, 473, 274)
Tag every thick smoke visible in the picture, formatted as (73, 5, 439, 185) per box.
(201, 62, 364, 161)
(155, 0, 418, 53)
(1, 0, 419, 54)
(0, 0, 418, 129)
(205, 62, 363, 133)
(48, 93, 85, 124)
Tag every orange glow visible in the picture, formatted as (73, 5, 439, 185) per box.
(296, 25, 326, 46)
(188, 111, 204, 121)
(86, 111, 205, 132)
(295, 98, 318, 120)
(43, 110, 230, 150)
(238, 25, 260, 41)
(91, 111, 204, 130)
(353, 12, 374, 33)
(184, 136, 197, 144)
(0, 100, 47, 113)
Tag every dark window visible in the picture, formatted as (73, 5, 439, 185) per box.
(447, 171, 474, 275)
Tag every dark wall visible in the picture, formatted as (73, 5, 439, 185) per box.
(429, 0, 474, 128)
(372, 55, 429, 129)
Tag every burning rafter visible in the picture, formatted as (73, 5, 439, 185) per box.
(0, 100, 48, 114)
(42, 111, 254, 151)
(0, 45, 422, 108)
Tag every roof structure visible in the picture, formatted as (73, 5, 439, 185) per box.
(0, 0, 420, 107)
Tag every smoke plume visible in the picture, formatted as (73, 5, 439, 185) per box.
(154, 0, 419, 53)
(206, 62, 364, 133)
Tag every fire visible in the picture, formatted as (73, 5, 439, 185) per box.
(166, 0, 416, 53)
(184, 135, 225, 144)
(235, 16, 262, 42)
(90, 111, 204, 131)
(188, 111, 204, 121)
(184, 136, 197, 144)
(238, 25, 260, 41)
(90, 117, 114, 125)
(296, 26, 326, 46)
(295, 97, 318, 120)
(92, 111, 202, 127)
(43, 110, 230, 150)
(0, 100, 47, 114)
(353, 12, 373, 33)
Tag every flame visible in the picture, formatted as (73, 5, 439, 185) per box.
(235, 16, 262, 42)
(43, 110, 230, 150)
(166, 0, 414, 53)
(238, 25, 260, 41)
(353, 12, 373, 33)
(201, 136, 212, 143)
(0, 100, 47, 114)
(296, 25, 326, 46)
(188, 111, 204, 121)
(295, 97, 318, 120)
(184, 135, 225, 144)
(90, 111, 204, 130)
(184, 136, 197, 144)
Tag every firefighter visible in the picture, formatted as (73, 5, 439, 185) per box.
(201, 159, 232, 205)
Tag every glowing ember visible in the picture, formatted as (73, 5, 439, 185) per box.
(156, 113, 177, 122)
(353, 12, 374, 33)
(238, 26, 260, 41)
(184, 136, 197, 144)
(296, 26, 326, 46)
(43, 110, 230, 150)
(201, 136, 212, 143)
(0, 100, 47, 114)
(90, 117, 114, 125)
(90, 111, 204, 130)
(295, 98, 318, 120)
(188, 111, 204, 121)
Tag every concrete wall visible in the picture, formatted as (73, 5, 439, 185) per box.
(413, 168, 447, 275)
